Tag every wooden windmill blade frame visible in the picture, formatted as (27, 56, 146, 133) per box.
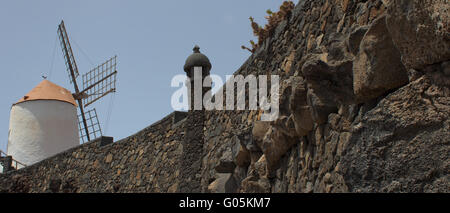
(57, 20, 79, 83)
(57, 20, 91, 142)
(57, 20, 118, 143)
(78, 108, 102, 143)
(81, 56, 118, 108)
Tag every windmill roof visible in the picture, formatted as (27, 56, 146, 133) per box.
(15, 80, 77, 106)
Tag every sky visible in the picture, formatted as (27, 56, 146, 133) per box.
(0, 0, 290, 151)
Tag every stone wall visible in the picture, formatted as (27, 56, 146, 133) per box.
(0, 111, 187, 192)
(0, 0, 449, 193)
(200, 0, 449, 193)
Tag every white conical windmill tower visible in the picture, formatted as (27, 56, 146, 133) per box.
(7, 80, 80, 168)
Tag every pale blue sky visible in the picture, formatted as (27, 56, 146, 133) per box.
(0, 0, 289, 151)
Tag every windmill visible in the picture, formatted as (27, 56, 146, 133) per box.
(57, 20, 117, 143)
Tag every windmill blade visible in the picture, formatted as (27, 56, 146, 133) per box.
(57, 20, 80, 84)
(58, 20, 90, 142)
(81, 56, 118, 107)
(78, 108, 102, 143)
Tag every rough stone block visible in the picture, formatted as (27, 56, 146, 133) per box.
(353, 15, 408, 102)
(386, 0, 450, 70)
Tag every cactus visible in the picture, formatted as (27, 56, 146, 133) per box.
(242, 1, 295, 53)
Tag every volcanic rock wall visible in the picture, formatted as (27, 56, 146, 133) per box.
(0, 111, 188, 192)
(0, 0, 449, 193)
(200, 0, 449, 193)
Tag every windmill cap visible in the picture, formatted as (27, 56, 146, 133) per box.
(15, 80, 77, 106)
(183, 45, 212, 73)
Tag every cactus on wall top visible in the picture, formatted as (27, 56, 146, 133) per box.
(242, 1, 295, 53)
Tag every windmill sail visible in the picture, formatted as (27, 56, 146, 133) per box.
(78, 108, 102, 143)
(81, 56, 118, 107)
(58, 20, 91, 142)
(57, 20, 118, 143)
(57, 21, 79, 83)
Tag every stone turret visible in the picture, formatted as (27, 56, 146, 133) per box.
(179, 45, 212, 192)
(183, 45, 212, 77)
(183, 45, 212, 111)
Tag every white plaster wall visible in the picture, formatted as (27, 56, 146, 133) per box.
(7, 100, 79, 168)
